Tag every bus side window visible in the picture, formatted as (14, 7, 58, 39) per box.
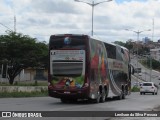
(121, 48, 124, 54)
(104, 43, 116, 59)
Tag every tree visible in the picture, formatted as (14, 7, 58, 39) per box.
(138, 46, 149, 55)
(114, 41, 125, 46)
(124, 42, 133, 51)
(0, 31, 48, 84)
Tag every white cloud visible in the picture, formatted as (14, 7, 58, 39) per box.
(0, 0, 160, 42)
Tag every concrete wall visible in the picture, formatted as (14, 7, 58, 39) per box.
(0, 68, 48, 82)
(0, 86, 48, 93)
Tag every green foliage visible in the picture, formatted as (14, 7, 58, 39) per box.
(141, 58, 160, 71)
(138, 46, 149, 55)
(114, 41, 150, 55)
(151, 59, 160, 70)
(114, 41, 125, 46)
(131, 86, 140, 92)
(0, 81, 47, 86)
(0, 31, 48, 84)
(0, 90, 48, 98)
(34, 80, 38, 86)
(124, 43, 133, 50)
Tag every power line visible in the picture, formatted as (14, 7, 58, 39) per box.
(0, 23, 13, 31)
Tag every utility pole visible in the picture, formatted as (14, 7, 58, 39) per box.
(150, 18, 154, 82)
(14, 7, 16, 33)
(125, 29, 151, 68)
(14, 15, 16, 33)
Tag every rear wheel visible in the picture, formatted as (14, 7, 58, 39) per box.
(117, 91, 123, 100)
(100, 88, 106, 103)
(94, 91, 100, 103)
(122, 90, 126, 99)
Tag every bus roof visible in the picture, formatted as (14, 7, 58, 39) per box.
(50, 34, 128, 51)
(50, 34, 88, 37)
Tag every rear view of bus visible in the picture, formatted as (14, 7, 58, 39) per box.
(48, 34, 89, 102)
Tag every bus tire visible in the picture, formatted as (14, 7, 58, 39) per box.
(94, 91, 100, 103)
(122, 89, 126, 99)
(125, 86, 128, 95)
(100, 87, 106, 103)
(117, 92, 123, 100)
(121, 86, 126, 99)
(122, 91, 126, 99)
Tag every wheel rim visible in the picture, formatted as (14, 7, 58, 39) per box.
(100, 88, 106, 102)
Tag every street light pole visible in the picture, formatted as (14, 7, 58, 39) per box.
(149, 50, 153, 82)
(91, 1, 94, 36)
(125, 29, 151, 79)
(74, 0, 112, 36)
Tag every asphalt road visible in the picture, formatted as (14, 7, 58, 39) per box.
(0, 91, 160, 120)
(0, 92, 160, 111)
(131, 57, 160, 86)
(0, 57, 160, 120)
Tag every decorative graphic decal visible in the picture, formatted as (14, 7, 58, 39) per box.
(64, 37, 71, 45)
(51, 76, 84, 89)
(90, 40, 109, 92)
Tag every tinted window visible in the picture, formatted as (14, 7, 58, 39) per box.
(143, 83, 152, 86)
(116, 46, 123, 61)
(50, 36, 86, 50)
(104, 43, 116, 59)
(121, 48, 124, 54)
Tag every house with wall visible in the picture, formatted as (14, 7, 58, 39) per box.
(0, 67, 48, 82)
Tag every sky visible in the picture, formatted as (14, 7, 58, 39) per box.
(0, 0, 160, 43)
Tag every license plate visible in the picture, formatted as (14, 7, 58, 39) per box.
(64, 91, 70, 94)
(145, 89, 149, 92)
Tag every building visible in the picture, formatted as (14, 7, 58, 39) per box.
(143, 37, 151, 44)
(0, 67, 48, 82)
(150, 48, 160, 61)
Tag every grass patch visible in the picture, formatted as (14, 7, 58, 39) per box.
(0, 90, 48, 98)
(131, 86, 140, 92)
(0, 80, 48, 86)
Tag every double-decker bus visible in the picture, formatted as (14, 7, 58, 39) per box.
(48, 34, 132, 103)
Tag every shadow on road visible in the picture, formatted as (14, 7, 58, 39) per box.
(48, 97, 128, 105)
